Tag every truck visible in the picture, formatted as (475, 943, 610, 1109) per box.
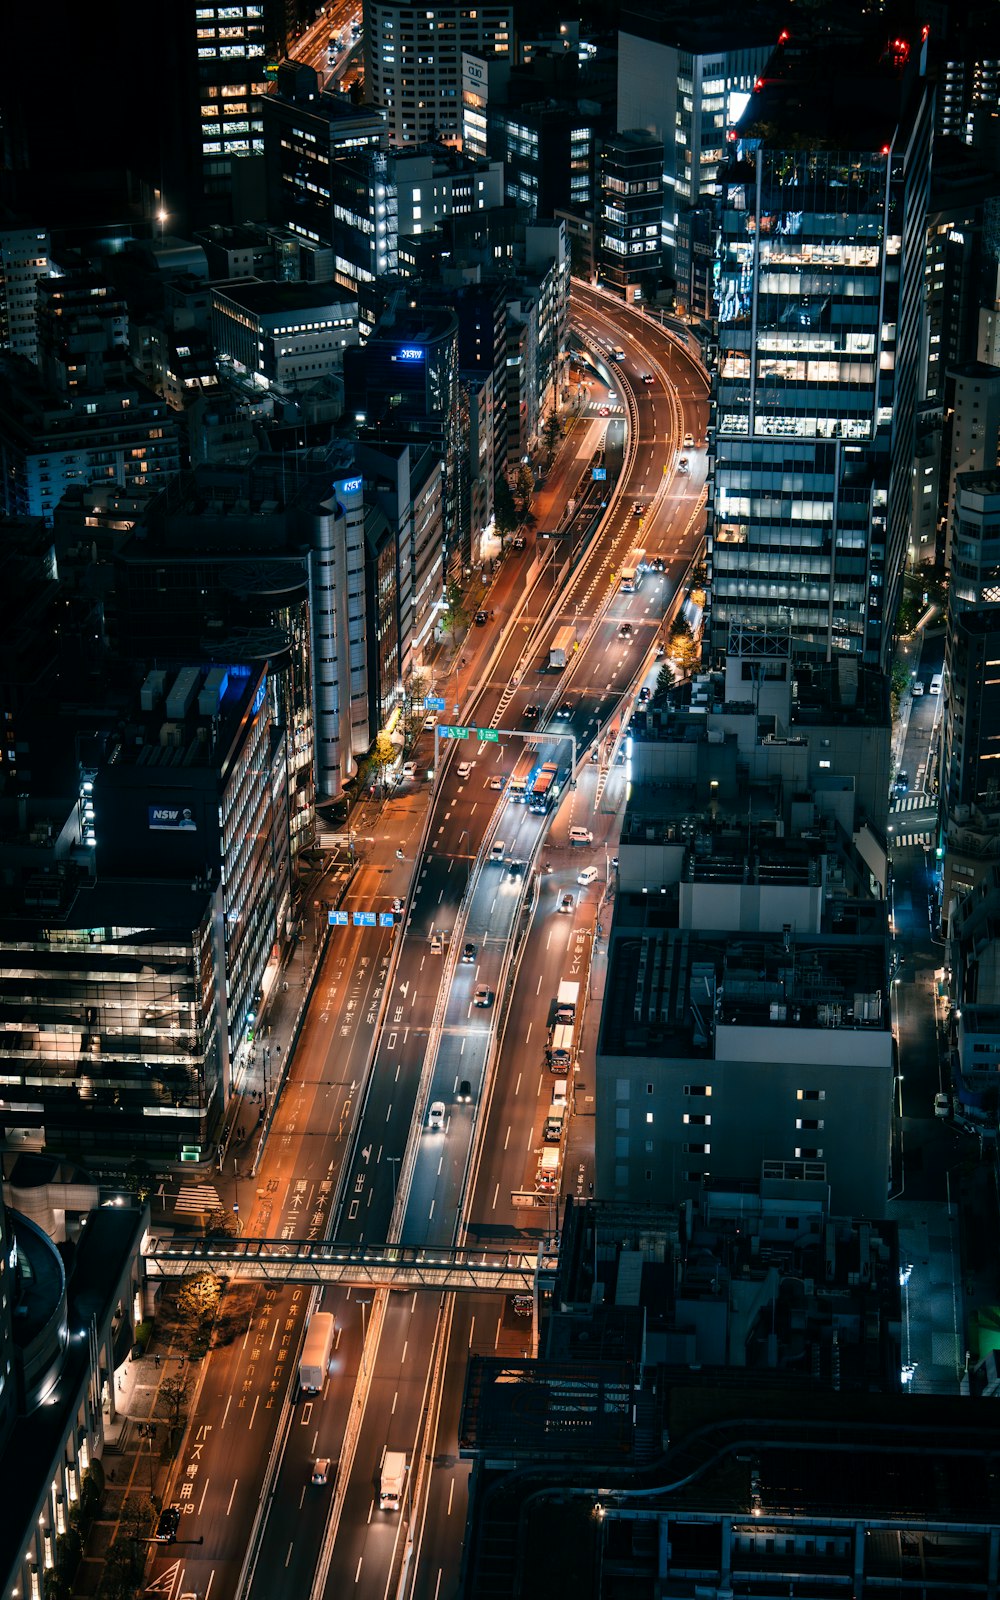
(555, 981, 579, 1024)
(548, 1023, 575, 1070)
(529, 762, 560, 813)
(619, 547, 646, 593)
(544, 1102, 567, 1142)
(379, 1450, 408, 1511)
(299, 1311, 335, 1394)
(549, 625, 576, 669)
(536, 1146, 561, 1190)
(508, 776, 528, 802)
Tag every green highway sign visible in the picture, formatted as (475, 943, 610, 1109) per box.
(443, 725, 469, 739)
(477, 728, 499, 742)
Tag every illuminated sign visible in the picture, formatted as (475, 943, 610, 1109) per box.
(251, 677, 267, 716)
(337, 476, 363, 494)
(329, 910, 349, 925)
(148, 805, 197, 831)
(395, 347, 425, 362)
(353, 911, 377, 927)
(379, 912, 395, 927)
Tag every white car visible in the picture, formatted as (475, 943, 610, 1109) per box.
(402, 760, 417, 778)
(456, 761, 473, 780)
(423, 714, 437, 730)
(683, 431, 695, 447)
(428, 1101, 446, 1131)
(912, 681, 924, 696)
(577, 866, 599, 887)
(934, 1093, 950, 1119)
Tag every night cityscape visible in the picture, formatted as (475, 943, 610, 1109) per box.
(3, 0, 1000, 1596)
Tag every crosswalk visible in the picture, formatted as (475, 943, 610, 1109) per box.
(891, 794, 933, 813)
(174, 1182, 222, 1217)
(892, 831, 933, 850)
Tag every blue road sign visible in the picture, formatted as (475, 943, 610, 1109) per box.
(353, 911, 377, 927)
(379, 912, 395, 927)
(424, 696, 446, 710)
(329, 910, 349, 925)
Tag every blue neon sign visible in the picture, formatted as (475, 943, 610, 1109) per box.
(395, 347, 425, 362)
(337, 476, 362, 494)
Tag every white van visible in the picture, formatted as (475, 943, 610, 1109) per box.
(569, 826, 593, 846)
(490, 839, 506, 863)
(551, 1078, 568, 1107)
(929, 673, 943, 695)
(577, 865, 599, 887)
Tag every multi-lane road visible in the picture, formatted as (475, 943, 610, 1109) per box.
(145, 290, 709, 1600)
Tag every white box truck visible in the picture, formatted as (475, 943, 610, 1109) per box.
(299, 1311, 335, 1393)
(379, 1450, 407, 1511)
(555, 981, 579, 1024)
(549, 625, 576, 669)
(548, 1024, 574, 1070)
(544, 1103, 567, 1142)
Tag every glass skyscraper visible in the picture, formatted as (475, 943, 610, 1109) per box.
(710, 28, 933, 670)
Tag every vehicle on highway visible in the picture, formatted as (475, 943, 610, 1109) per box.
(457, 761, 473, 779)
(577, 865, 600, 887)
(934, 1093, 950, 1119)
(402, 760, 417, 778)
(598, 405, 610, 417)
(474, 984, 493, 1007)
(551, 1077, 568, 1107)
(312, 1457, 331, 1485)
(424, 714, 437, 729)
(638, 685, 651, 702)
(299, 1311, 335, 1393)
(490, 838, 506, 862)
(549, 624, 576, 668)
(512, 1294, 533, 1316)
(457, 1079, 472, 1102)
(559, 893, 575, 914)
(475, 609, 488, 625)
(912, 680, 924, 696)
(529, 761, 561, 812)
(620, 546, 646, 593)
(556, 980, 579, 1023)
(489, 774, 505, 790)
(461, 941, 477, 963)
(430, 929, 443, 953)
(677, 455, 690, 473)
(392, 897, 404, 913)
(619, 622, 633, 639)
(523, 703, 539, 720)
(513, 535, 526, 550)
(894, 771, 909, 794)
(632, 501, 643, 516)
(545, 1102, 567, 1142)
(508, 776, 528, 802)
(683, 431, 695, 447)
(641, 372, 654, 384)
(569, 826, 594, 846)
(508, 859, 524, 877)
(930, 673, 943, 694)
(379, 1451, 407, 1511)
(428, 1101, 446, 1131)
(556, 701, 572, 718)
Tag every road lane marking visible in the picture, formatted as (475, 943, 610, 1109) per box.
(429, 1200, 435, 1219)
(226, 1479, 238, 1515)
(392, 1391, 398, 1414)
(536, 975, 542, 994)
(504, 1125, 511, 1150)
(437, 1156, 443, 1174)
(221, 1395, 233, 1428)
(468, 1318, 475, 1348)
(492, 1182, 499, 1209)
(525, 1023, 531, 1043)
(286, 1544, 294, 1568)
(495, 1318, 502, 1349)
(515, 1072, 522, 1095)
(356, 1557, 364, 1581)
(248, 1395, 260, 1431)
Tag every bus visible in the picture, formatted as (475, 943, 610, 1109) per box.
(620, 547, 646, 592)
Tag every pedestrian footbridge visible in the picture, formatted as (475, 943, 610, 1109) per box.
(144, 1234, 556, 1293)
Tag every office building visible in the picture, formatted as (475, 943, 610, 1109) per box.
(364, 0, 514, 149)
(598, 130, 664, 305)
(0, 357, 182, 524)
(36, 271, 130, 394)
(486, 101, 598, 221)
(210, 279, 360, 393)
(0, 224, 51, 365)
(595, 623, 892, 1218)
(711, 25, 933, 670)
(941, 471, 1000, 924)
(0, 1194, 149, 1600)
(356, 437, 445, 677)
(616, 7, 777, 271)
(944, 363, 1000, 566)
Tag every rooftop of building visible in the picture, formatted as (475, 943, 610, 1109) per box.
(619, 1, 785, 54)
(9, 1210, 65, 1351)
(210, 278, 357, 316)
(0, 863, 217, 933)
(955, 467, 1000, 500)
(737, 22, 925, 152)
(600, 903, 888, 1058)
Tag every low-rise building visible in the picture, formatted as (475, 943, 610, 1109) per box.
(210, 279, 359, 393)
